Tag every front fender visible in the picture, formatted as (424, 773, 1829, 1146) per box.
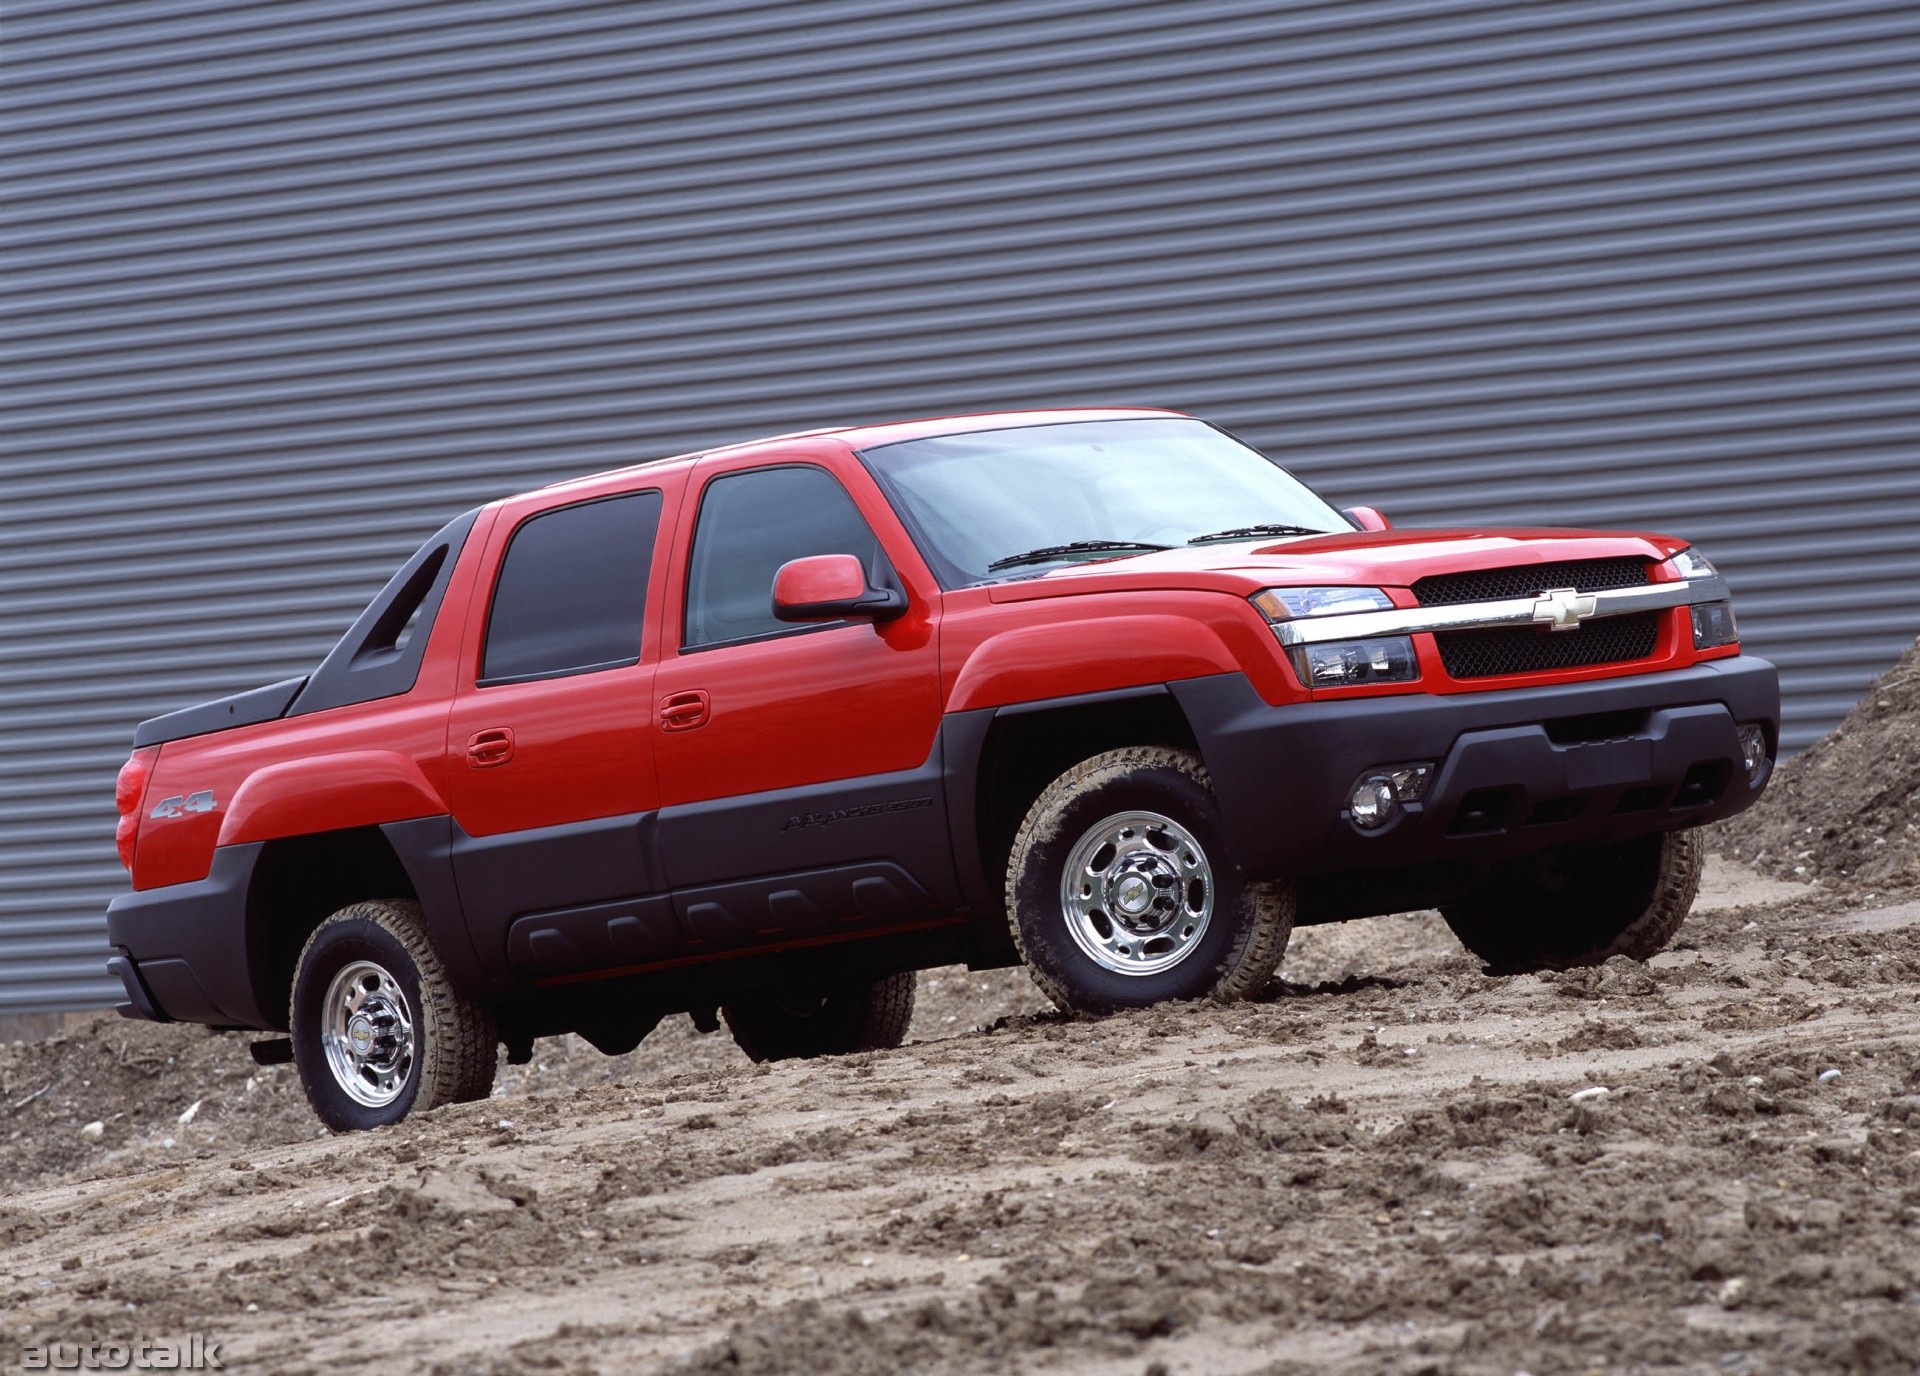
(946, 612, 1254, 713)
(218, 750, 446, 847)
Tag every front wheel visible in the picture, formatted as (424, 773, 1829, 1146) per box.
(722, 972, 916, 1063)
(1005, 746, 1293, 1016)
(290, 899, 497, 1132)
(1442, 829, 1703, 973)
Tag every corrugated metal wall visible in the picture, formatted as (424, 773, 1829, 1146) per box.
(4, 0, 1918, 1013)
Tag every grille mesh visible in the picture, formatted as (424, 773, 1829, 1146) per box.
(1412, 557, 1653, 607)
(1436, 613, 1661, 679)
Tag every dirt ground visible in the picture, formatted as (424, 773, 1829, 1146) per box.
(6, 851, 1920, 1375)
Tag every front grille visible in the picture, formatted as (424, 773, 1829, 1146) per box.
(1435, 612, 1660, 679)
(1413, 557, 1652, 607)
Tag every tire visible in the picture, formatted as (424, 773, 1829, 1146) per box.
(290, 899, 497, 1132)
(1005, 746, 1293, 1016)
(722, 971, 916, 1063)
(1442, 828, 1703, 973)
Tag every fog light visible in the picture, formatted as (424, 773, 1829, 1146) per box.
(1386, 763, 1434, 801)
(1691, 600, 1738, 649)
(1347, 763, 1435, 831)
(1349, 776, 1399, 830)
(1288, 635, 1420, 688)
(1736, 723, 1768, 783)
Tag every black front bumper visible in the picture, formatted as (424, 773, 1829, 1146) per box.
(1173, 656, 1780, 885)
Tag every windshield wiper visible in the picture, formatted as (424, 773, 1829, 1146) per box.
(1185, 523, 1327, 544)
(986, 539, 1174, 572)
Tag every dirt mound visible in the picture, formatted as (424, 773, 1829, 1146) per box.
(1715, 635, 1920, 894)
(0, 1017, 318, 1188)
(0, 966, 1048, 1192)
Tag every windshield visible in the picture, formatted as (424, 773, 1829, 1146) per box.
(858, 417, 1348, 585)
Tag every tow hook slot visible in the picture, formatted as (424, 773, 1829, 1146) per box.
(1673, 760, 1733, 809)
(1448, 786, 1519, 837)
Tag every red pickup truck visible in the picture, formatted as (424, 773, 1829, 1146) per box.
(107, 409, 1777, 1130)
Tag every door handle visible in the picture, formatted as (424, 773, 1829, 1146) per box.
(466, 728, 515, 767)
(661, 690, 711, 732)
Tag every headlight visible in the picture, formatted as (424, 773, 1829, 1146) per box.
(1251, 587, 1420, 688)
(1289, 636, 1420, 688)
(1667, 548, 1717, 580)
(1251, 586, 1394, 619)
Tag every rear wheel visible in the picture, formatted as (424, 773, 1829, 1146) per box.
(1005, 746, 1293, 1015)
(722, 972, 916, 1063)
(1442, 829, 1703, 973)
(290, 899, 497, 1132)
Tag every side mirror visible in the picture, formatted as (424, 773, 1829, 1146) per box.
(1344, 505, 1392, 532)
(772, 554, 906, 624)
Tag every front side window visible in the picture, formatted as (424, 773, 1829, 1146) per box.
(859, 417, 1348, 586)
(683, 465, 889, 650)
(480, 490, 662, 685)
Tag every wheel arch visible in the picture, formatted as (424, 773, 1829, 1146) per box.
(243, 825, 424, 1032)
(951, 686, 1202, 965)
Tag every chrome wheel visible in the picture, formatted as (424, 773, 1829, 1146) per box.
(320, 960, 415, 1108)
(1059, 810, 1214, 976)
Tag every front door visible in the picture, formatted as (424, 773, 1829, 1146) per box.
(650, 454, 954, 952)
(445, 483, 675, 979)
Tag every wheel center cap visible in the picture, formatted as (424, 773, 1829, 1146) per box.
(347, 1014, 374, 1053)
(1113, 873, 1154, 916)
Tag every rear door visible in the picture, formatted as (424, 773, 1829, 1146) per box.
(445, 479, 678, 980)
(649, 449, 957, 951)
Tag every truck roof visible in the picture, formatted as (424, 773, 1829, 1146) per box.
(537, 407, 1188, 498)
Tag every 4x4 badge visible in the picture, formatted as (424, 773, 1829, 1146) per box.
(1531, 587, 1598, 633)
(150, 789, 216, 820)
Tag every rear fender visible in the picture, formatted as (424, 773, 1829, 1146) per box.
(218, 751, 445, 848)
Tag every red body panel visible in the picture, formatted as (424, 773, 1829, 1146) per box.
(651, 447, 944, 814)
(442, 474, 684, 838)
(942, 590, 1290, 712)
(218, 750, 443, 847)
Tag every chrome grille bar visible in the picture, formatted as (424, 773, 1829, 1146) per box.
(1268, 576, 1728, 647)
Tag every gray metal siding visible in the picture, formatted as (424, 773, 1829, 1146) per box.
(3, 0, 1917, 1012)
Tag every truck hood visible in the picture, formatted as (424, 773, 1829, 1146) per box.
(985, 527, 1688, 602)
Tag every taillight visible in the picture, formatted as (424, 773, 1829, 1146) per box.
(115, 747, 159, 873)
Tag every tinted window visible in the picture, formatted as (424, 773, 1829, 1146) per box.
(481, 491, 662, 684)
(684, 466, 888, 649)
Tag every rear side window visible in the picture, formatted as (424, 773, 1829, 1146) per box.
(481, 490, 663, 685)
(683, 466, 889, 650)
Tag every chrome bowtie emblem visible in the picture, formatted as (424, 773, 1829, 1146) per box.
(1531, 586, 1597, 632)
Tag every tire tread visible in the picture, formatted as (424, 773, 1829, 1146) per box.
(1005, 745, 1292, 1015)
(291, 899, 496, 1129)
